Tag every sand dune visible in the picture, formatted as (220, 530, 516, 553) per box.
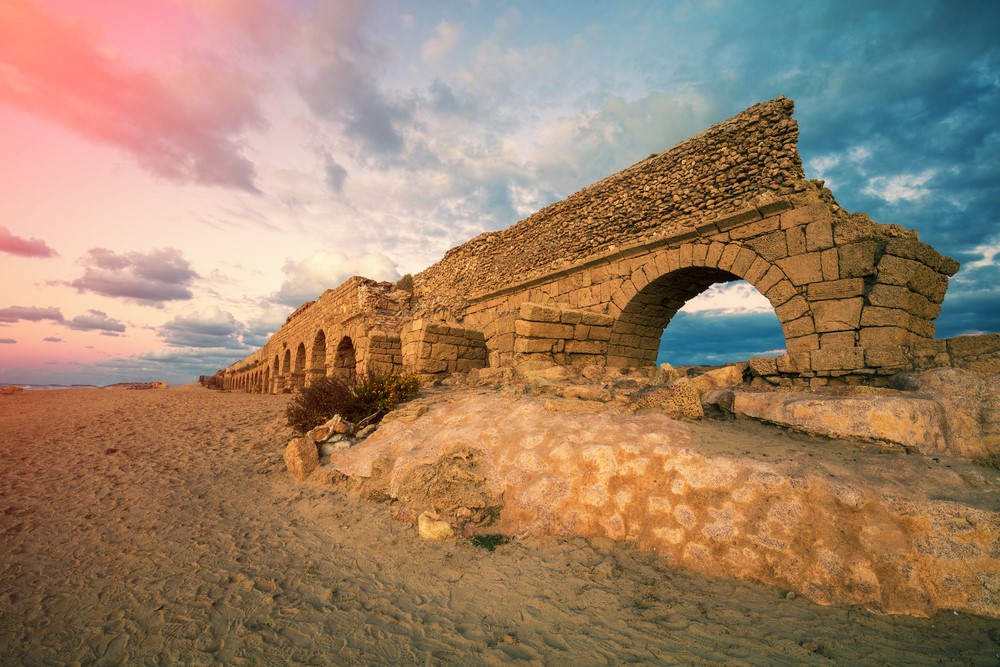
(1, 386, 998, 665)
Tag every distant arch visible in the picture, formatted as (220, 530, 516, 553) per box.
(309, 330, 328, 385)
(332, 336, 357, 385)
(292, 342, 307, 390)
(282, 349, 292, 393)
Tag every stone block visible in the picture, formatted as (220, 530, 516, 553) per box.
(565, 340, 606, 354)
(776, 252, 824, 286)
(731, 247, 757, 277)
(832, 214, 875, 244)
(783, 315, 815, 338)
(884, 237, 945, 270)
(813, 298, 863, 332)
(748, 355, 778, 376)
(785, 334, 819, 354)
(810, 347, 865, 372)
(877, 255, 949, 302)
(431, 343, 459, 361)
(744, 257, 770, 285)
(590, 326, 613, 342)
(515, 320, 574, 339)
(284, 437, 318, 482)
(865, 346, 908, 369)
(765, 279, 797, 307)
(691, 243, 709, 265)
(860, 307, 908, 329)
(756, 265, 785, 295)
(747, 230, 788, 261)
(838, 241, 879, 278)
(520, 302, 561, 323)
(947, 333, 1000, 361)
(776, 353, 808, 373)
(779, 202, 832, 229)
(821, 247, 839, 281)
(785, 225, 807, 255)
(819, 331, 856, 349)
(580, 311, 615, 327)
(808, 278, 865, 301)
(728, 216, 781, 240)
(514, 338, 556, 354)
(718, 244, 741, 271)
(774, 295, 809, 322)
(859, 327, 910, 349)
(805, 219, 834, 251)
(705, 242, 726, 267)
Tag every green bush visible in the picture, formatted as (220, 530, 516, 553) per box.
(286, 371, 420, 433)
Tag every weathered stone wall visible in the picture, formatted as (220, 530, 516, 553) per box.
(220, 97, 988, 390)
(412, 97, 805, 318)
(400, 321, 487, 380)
(222, 277, 412, 392)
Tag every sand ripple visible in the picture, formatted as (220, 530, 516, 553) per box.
(1, 386, 998, 665)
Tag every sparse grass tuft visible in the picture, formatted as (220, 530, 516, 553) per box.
(469, 534, 509, 551)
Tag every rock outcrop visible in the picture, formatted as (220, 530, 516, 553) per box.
(323, 391, 1000, 619)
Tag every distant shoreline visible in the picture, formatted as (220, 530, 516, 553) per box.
(1, 382, 167, 391)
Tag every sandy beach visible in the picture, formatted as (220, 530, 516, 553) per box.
(2, 385, 998, 665)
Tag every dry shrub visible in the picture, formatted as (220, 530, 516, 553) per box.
(286, 372, 420, 433)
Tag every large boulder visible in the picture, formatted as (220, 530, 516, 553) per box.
(328, 393, 1000, 618)
(892, 368, 1000, 464)
(728, 391, 948, 455)
(283, 437, 319, 481)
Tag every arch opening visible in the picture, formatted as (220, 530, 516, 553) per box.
(332, 336, 357, 386)
(281, 349, 292, 393)
(292, 342, 307, 390)
(612, 267, 785, 369)
(309, 330, 328, 386)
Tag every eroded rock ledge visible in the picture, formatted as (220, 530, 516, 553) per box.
(278, 364, 1000, 620)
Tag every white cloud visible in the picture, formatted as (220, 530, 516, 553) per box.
(273, 250, 400, 306)
(679, 281, 773, 315)
(160, 306, 247, 349)
(862, 169, 937, 204)
(421, 21, 461, 61)
(967, 238, 1000, 270)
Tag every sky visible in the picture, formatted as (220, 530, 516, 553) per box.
(1, 0, 998, 386)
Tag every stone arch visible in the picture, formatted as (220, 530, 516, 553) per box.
(281, 349, 292, 393)
(262, 366, 270, 395)
(607, 242, 809, 368)
(272, 355, 281, 393)
(332, 336, 357, 385)
(292, 342, 307, 390)
(309, 330, 328, 385)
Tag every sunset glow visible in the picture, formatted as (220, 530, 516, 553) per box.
(2, 0, 998, 386)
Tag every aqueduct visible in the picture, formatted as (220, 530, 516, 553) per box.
(220, 97, 993, 392)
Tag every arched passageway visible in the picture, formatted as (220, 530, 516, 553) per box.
(657, 281, 785, 366)
(272, 355, 281, 394)
(309, 330, 328, 385)
(281, 349, 292, 393)
(292, 342, 307, 390)
(332, 336, 357, 385)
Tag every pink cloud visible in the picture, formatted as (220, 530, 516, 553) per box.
(0, 0, 265, 191)
(0, 226, 57, 257)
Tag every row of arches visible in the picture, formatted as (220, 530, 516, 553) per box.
(225, 330, 359, 393)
